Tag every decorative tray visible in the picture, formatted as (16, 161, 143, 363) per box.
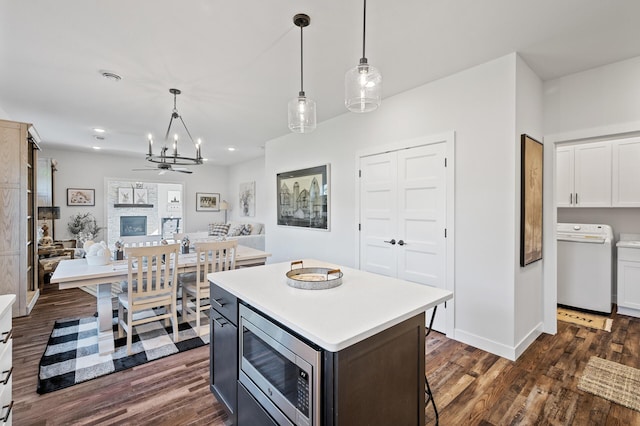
(285, 260, 343, 290)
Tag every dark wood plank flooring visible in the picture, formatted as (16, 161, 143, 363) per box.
(12, 284, 640, 425)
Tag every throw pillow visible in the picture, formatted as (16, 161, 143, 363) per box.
(228, 224, 244, 237)
(209, 223, 230, 237)
(240, 224, 252, 236)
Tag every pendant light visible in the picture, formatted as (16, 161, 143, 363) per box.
(345, 0, 382, 113)
(288, 13, 316, 133)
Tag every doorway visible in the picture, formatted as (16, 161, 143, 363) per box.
(357, 133, 455, 335)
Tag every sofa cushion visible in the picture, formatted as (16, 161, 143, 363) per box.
(240, 224, 252, 236)
(209, 223, 230, 237)
(249, 223, 263, 235)
(227, 223, 245, 237)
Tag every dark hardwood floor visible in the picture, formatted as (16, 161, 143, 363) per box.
(12, 284, 640, 425)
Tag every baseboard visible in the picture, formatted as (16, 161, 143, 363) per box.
(454, 323, 544, 361)
(454, 329, 517, 361)
(514, 322, 543, 359)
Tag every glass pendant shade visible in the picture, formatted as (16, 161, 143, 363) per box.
(345, 60, 382, 113)
(288, 92, 316, 133)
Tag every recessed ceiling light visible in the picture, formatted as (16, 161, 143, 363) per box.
(99, 70, 122, 82)
(93, 128, 106, 133)
(228, 147, 236, 152)
(93, 146, 101, 150)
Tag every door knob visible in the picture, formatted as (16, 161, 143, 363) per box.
(398, 240, 406, 246)
(384, 239, 396, 245)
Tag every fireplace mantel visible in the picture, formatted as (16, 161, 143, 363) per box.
(114, 203, 154, 208)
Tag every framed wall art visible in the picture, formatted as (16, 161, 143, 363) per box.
(277, 164, 329, 230)
(117, 187, 133, 204)
(133, 188, 148, 204)
(239, 181, 255, 217)
(67, 188, 95, 206)
(520, 134, 543, 266)
(196, 192, 220, 211)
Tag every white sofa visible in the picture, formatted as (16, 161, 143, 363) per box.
(208, 221, 265, 251)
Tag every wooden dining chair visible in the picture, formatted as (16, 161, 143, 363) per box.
(179, 240, 237, 335)
(118, 243, 181, 355)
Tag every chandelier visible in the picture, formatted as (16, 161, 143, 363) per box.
(147, 88, 203, 166)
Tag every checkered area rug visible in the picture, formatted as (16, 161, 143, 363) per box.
(37, 307, 209, 394)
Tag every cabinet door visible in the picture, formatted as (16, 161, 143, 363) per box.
(612, 137, 640, 207)
(618, 260, 640, 310)
(574, 142, 611, 207)
(237, 383, 279, 426)
(211, 310, 238, 418)
(556, 146, 574, 207)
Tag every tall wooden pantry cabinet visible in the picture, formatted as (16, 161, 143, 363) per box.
(0, 119, 40, 317)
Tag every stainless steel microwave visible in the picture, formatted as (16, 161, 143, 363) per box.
(238, 304, 322, 426)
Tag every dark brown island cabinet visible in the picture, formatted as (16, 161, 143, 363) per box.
(209, 281, 428, 426)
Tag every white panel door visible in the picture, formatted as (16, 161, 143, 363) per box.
(359, 152, 398, 277)
(574, 142, 611, 207)
(612, 137, 640, 207)
(396, 144, 446, 288)
(360, 143, 447, 331)
(555, 146, 574, 207)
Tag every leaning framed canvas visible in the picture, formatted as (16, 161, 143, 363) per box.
(67, 188, 95, 206)
(520, 134, 543, 266)
(277, 164, 329, 230)
(196, 192, 220, 211)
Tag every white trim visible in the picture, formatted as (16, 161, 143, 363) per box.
(454, 328, 518, 361)
(514, 322, 543, 359)
(354, 131, 456, 337)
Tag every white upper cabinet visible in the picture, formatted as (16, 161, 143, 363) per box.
(612, 137, 640, 207)
(556, 146, 575, 207)
(556, 142, 612, 207)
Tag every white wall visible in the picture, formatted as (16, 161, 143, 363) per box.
(41, 147, 230, 241)
(514, 56, 544, 357)
(260, 53, 543, 359)
(227, 157, 267, 226)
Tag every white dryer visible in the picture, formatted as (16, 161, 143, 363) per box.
(557, 223, 613, 313)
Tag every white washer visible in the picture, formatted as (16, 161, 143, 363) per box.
(557, 223, 613, 313)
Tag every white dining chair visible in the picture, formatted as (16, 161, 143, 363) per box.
(118, 243, 180, 355)
(179, 240, 237, 335)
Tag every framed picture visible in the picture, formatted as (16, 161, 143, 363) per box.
(239, 181, 255, 217)
(67, 188, 95, 206)
(134, 188, 148, 204)
(196, 192, 220, 211)
(520, 134, 543, 266)
(277, 164, 329, 230)
(117, 187, 133, 204)
(167, 190, 181, 204)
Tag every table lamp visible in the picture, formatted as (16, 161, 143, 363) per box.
(220, 200, 229, 223)
(37, 206, 60, 238)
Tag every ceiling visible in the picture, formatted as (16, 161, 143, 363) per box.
(2, 0, 640, 166)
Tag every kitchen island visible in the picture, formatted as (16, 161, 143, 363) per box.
(208, 259, 453, 425)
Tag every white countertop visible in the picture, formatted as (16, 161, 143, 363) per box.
(208, 259, 453, 352)
(617, 233, 640, 248)
(0, 294, 15, 318)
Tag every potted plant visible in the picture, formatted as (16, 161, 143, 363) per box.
(67, 212, 102, 246)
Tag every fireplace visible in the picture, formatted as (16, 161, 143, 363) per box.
(120, 216, 147, 237)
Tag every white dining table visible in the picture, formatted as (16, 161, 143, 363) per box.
(50, 245, 271, 355)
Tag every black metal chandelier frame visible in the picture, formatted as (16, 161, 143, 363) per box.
(146, 88, 203, 166)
